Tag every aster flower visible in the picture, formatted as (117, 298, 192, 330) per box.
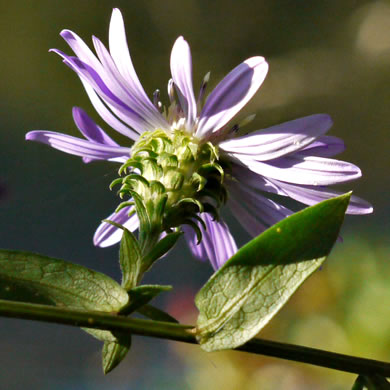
(26, 8, 372, 271)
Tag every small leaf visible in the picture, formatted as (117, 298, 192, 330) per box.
(352, 376, 368, 390)
(102, 332, 132, 374)
(352, 375, 390, 390)
(122, 284, 172, 315)
(120, 228, 142, 290)
(137, 304, 179, 323)
(103, 220, 142, 290)
(142, 232, 182, 270)
(196, 193, 351, 351)
(0, 250, 129, 312)
(83, 328, 116, 342)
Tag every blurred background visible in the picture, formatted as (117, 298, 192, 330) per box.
(0, 0, 389, 388)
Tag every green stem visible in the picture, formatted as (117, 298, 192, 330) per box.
(0, 299, 389, 377)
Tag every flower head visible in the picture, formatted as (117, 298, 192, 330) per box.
(26, 9, 372, 270)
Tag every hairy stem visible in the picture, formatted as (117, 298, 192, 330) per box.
(0, 299, 389, 377)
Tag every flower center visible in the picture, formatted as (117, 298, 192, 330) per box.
(112, 129, 228, 238)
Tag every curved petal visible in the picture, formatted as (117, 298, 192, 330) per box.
(231, 153, 362, 185)
(228, 196, 268, 237)
(219, 114, 332, 161)
(26, 131, 130, 161)
(109, 8, 164, 120)
(94, 206, 139, 247)
(229, 181, 293, 228)
(60, 29, 102, 72)
(182, 224, 207, 261)
(72, 107, 118, 146)
(197, 57, 268, 138)
(297, 135, 345, 157)
(183, 213, 237, 270)
(80, 78, 140, 141)
(93, 35, 167, 130)
(53, 50, 149, 135)
(230, 163, 287, 196)
(170, 36, 197, 130)
(266, 178, 373, 215)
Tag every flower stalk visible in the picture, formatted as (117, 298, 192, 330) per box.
(1, 298, 389, 377)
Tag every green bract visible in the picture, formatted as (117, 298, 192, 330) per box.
(113, 129, 227, 244)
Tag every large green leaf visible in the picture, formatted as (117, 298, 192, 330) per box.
(0, 250, 128, 312)
(196, 193, 351, 351)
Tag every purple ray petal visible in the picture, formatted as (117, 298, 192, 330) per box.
(219, 114, 332, 161)
(228, 196, 268, 237)
(170, 37, 197, 131)
(72, 107, 118, 146)
(60, 29, 102, 72)
(26, 131, 130, 161)
(230, 163, 287, 196)
(53, 50, 149, 135)
(182, 224, 207, 261)
(94, 205, 139, 247)
(79, 78, 140, 141)
(197, 57, 268, 138)
(109, 8, 167, 127)
(232, 153, 362, 185)
(229, 181, 293, 228)
(266, 178, 373, 214)
(297, 135, 345, 157)
(92, 35, 167, 130)
(183, 213, 237, 270)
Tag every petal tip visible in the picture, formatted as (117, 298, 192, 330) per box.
(60, 29, 74, 40)
(25, 131, 35, 141)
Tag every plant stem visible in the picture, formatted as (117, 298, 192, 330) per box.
(0, 299, 389, 377)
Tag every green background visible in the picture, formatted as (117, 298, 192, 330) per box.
(0, 0, 389, 388)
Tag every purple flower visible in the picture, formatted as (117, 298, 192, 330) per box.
(26, 9, 372, 270)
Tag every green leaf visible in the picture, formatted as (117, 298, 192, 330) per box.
(122, 284, 172, 315)
(352, 375, 390, 390)
(0, 250, 129, 312)
(103, 220, 143, 290)
(119, 227, 142, 290)
(142, 232, 182, 270)
(137, 304, 179, 323)
(195, 193, 351, 351)
(102, 332, 132, 374)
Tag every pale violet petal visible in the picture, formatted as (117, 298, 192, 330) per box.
(53, 50, 149, 135)
(170, 36, 197, 130)
(61, 27, 165, 130)
(93, 36, 167, 130)
(26, 131, 130, 161)
(266, 178, 373, 215)
(219, 114, 332, 161)
(230, 163, 287, 196)
(297, 135, 345, 157)
(109, 8, 168, 131)
(228, 196, 267, 237)
(184, 213, 237, 270)
(197, 57, 268, 138)
(229, 181, 293, 228)
(60, 29, 102, 71)
(230, 153, 362, 185)
(182, 224, 207, 261)
(94, 206, 139, 247)
(72, 107, 118, 146)
(80, 78, 140, 140)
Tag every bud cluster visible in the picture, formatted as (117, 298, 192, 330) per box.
(112, 129, 228, 244)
